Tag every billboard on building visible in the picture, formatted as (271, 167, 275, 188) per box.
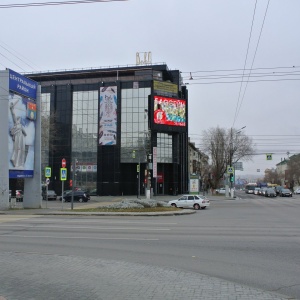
(9, 69, 38, 100)
(150, 95, 187, 133)
(8, 93, 36, 178)
(99, 86, 117, 145)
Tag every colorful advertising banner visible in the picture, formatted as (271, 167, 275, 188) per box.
(9, 69, 38, 100)
(99, 86, 117, 145)
(8, 93, 36, 178)
(153, 95, 186, 127)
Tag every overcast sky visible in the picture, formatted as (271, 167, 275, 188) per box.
(1, 0, 299, 179)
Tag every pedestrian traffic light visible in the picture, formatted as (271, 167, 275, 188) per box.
(230, 173, 234, 182)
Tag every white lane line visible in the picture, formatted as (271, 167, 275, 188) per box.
(0, 235, 159, 241)
(15, 219, 178, 225)
(0, 224, 170, 231)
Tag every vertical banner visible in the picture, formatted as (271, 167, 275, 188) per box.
(8, 93, 36, 178)
(153, 147, 157, 178)
(99, 86, 117, 145)
(189, 174, 199, 194)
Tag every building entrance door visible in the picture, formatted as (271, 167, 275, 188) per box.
(157, 183, 164, 195)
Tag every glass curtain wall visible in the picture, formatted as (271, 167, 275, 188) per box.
(157, 133, 172, 163)
(121, 87, 172, 164)
(72, 91, 98, 191)
(121, 87, 150, 163)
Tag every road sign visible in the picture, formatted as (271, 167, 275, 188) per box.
(266, 153, 272, 160)
(233, 161, 243, 171)
(45, 167, 51, 178)
(227, 166, 234, 174)
(46, 178, 50, 185)
(60, 168, 67, 181)
(62, 158, 66, 168)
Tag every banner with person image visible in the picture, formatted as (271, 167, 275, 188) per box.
(99, 86, 117, 145)
(8, 93, 36, 178)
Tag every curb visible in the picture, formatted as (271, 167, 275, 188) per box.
(29, 209, 196, 217)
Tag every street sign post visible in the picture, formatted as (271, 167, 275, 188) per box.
(60, 168, 67, 210)
(266, 154, 272, 160)
(227, 166, 234, 174)
(60, 168, 67, 181)
(62, 158, 66, 168)
(45, 167, 51, 178)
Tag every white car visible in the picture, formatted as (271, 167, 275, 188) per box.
(215, 188, 226, 194)
(294, 188, 300, 194)
(168, 195, 210, 210)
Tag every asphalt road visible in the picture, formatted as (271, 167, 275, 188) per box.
(0, 195, 299, 299)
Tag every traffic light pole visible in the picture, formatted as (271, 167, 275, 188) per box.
(71, 158, 76, 210)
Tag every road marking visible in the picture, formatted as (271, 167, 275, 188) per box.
(0, 235, 159, 241)
(0, 215, 42, 223)
(0, 224, 170, 231)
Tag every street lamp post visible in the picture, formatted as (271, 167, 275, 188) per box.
(229, 126, 246, 198)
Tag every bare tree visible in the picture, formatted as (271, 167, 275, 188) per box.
(202, 127, 254, 188)
(286, 154, 300, 188)
(263, 169, 281, 185)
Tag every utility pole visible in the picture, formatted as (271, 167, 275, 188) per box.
(230, 128, 234, 198)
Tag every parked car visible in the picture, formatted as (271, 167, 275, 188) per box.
(260, 187, 268, 196)
(63, 190, 90, 202)
(59, 190, 72, 200)
(254, 187, 260, 195)
(294, 188, 300, 194)
(42, 190, 57, 200)
(16, 190, 23, 202)
(168, 195, 210, 210)
(275, 186, 283, 195)
(279, 188, 292, 197)
(265, 188, 277, 197)
(215, 188, 225, 194)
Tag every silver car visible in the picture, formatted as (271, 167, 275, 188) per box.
(168, 195, 210, 210)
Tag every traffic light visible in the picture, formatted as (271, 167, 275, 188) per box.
(230, 173, 234, 182)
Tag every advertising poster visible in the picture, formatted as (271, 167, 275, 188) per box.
(8, 93, 36, 178)
(153, 96, 186, 127)
(99, 86, 117, 145)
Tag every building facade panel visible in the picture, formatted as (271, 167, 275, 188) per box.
(28, 64, 189, 196)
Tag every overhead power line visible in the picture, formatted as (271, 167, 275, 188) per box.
(233, 0, 271, 125)
(181, 65, 300, 75)
(0, 0, 127, 9)
(233, 0, 258, 128)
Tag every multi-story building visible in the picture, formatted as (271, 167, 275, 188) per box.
(27, 63, 189, 196)
(188, 139, 209, 191)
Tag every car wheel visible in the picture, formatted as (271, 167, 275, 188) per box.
(194, 203, 200, 210)
(171, 203, 177, 208)
(200, 206, 206, 209)
(78, 198, 83, 203)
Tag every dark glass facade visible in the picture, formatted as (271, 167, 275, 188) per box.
(27, 64, 189, 196)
